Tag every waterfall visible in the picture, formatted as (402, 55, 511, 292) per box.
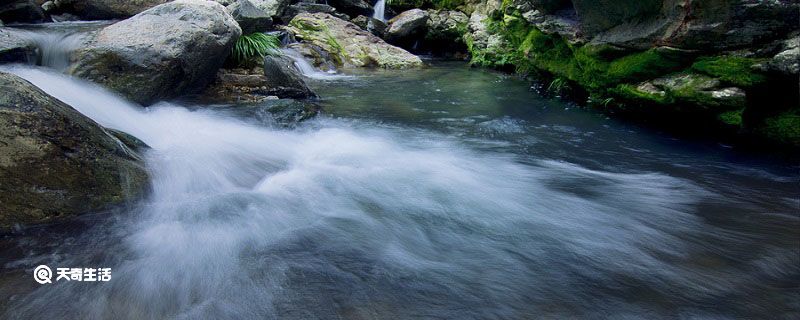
(281, 48, 352, 80)
(372, 0, 386, 22)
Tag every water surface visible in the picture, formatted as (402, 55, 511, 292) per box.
(1, 62, 798, 319)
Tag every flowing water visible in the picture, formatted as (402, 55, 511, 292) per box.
(0, 60, 798, 319)
(373, 0, 386, 22)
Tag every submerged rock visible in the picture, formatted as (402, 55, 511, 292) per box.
(0, 72, 148, 230)
(69, 0, 241, 105)
(287, 12, 423, 69)
(53, 0, 170, 20)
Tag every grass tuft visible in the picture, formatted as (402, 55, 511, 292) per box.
(231, 33, 281, 67)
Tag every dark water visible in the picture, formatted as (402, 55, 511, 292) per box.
(1, 62, 798, 319)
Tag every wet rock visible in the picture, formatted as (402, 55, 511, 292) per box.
(282, 3, 349, 23)
(0, 28, 36, 63)
(0, 0, 45, 23)
(386, 9, 428, 44)
(286, 42, 339, 72)
(53, 0, 170, 20)
(248, 0, 293, 19)
(69, 0, 241, 105)
(287, 12, 422, 69)
(228, 0, 273, 34)
(0, 72, 148, 230)
(262, 54, 317, 98)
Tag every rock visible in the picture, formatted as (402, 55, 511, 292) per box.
(577, 0, 800, 51)
(228, 0, 273, 34)
(520, 8, 580, 43)
(424, 9, 468, 51)
(0, 28, 37, 63)
(286, 42, 339, 72)
(262, 54, 317, 98)
(200, 58, 316, 103)
(386, 9, 428, 44)
(54, 0, 170, 20)
(633, 73, 746, 110)
(0, 72, 148, 230)
(0, 0, 45, 23)
(286, 13, 423, 69)
(326, 0, 372, 18)
(248, 0, 293, 19)
(69, 0, 241, 105)
(281, 3, 349, 23)
(755, 35, 800, 77)
(352, 14, 387, 37)
(41, 1, 56, 12)
(505, 0, 571, 15)
(464, 11, 512, 65)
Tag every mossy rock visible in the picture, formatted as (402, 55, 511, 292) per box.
(0, 72, 149, 230)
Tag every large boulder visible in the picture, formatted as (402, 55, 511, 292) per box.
(227, 0, 273, 34)
(287, 12, 423, 69)
(0, 0, 45, 23)
(69, 0, 241, 105)
(386, 8, 428, 44)
(423, 9, 468, 53)
(0, 29, 36, 63)
(248, 0, 293, 18)
(52, 0, 170, 20)
(755, 35, 800, 77)
(575, 0, 800, 51)
(0, 72, 149, 230)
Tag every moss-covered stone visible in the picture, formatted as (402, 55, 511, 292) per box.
(756, 111, 800, 147)
(0, 72, 149, 230)
(691, 56, 768, 88)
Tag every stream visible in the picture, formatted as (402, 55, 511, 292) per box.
(0, 58, 797, 318)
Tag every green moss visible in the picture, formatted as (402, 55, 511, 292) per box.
(610, 84, 671, 105)
(606, 50, 683, 84)
(718, 109, 743, 126)
(758, 111, 800, 146)
(691, 56, 767, 87)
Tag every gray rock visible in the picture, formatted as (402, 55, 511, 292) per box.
(425, 10, 468, 42)
(387, 9, 429, 43)
(54, 0, 170, 20)
(326, 0, 373, 18)
(636, 73, 746, 109)
(282, 3, 349, 23)
(0, 0, 45, 23)
(352, 14, 387, 37)
(228, 0, 273, 34)
(249, 0, 293, 18)
(755, 35, 800, 76)
(577, 0, 800, 51)
(262, 54, 317, 98)
(0, 72, 149, 230)
(0, 28, 36, 63)
(69, 0, 242, 105)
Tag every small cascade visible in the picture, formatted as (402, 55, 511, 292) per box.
(372, 0, 386, 22)
(5, 22, 105, 72)
(281, 48, 352, 80)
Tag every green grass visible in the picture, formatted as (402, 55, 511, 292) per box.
(231, 33, 281, 66)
